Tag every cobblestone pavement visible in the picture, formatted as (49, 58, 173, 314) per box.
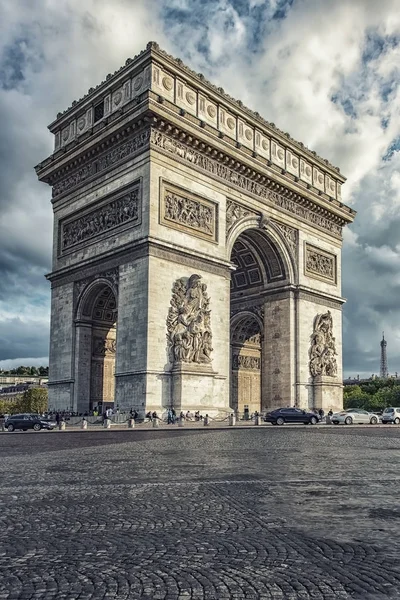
(1, 427, 400, 599)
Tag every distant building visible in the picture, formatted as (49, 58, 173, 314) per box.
(0, 376, 48, 389)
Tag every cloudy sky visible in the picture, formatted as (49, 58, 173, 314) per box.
(0, 0, 400, 377)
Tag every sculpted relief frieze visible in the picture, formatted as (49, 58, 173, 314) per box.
(93, 337, 116, 356)
(232, 354, 261, 370)
(61, 184, 140, 252)
(151, 129, 343, 238)
(305, 243, 336, 284)
(52, 129, 150, 197)
(161, 182, 217, 242)
(167, 274, 213, 365)
(309, 311, 337, 378)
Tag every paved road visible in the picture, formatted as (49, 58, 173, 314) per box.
(1, 427, 400, 599)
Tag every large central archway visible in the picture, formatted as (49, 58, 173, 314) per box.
(229, 224, 293, 415)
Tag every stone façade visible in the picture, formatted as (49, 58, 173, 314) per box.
(36, 42, 355, 415)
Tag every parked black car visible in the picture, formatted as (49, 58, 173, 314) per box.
(264, 408, 320, 426)
(5, 414, 57, 432)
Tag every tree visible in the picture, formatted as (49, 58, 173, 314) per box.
(19, 388, 48, 414)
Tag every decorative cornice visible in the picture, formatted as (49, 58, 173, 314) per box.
(150, 125, 348, 237)
(52, 41, 342, 177)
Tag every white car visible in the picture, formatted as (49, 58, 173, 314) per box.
(331, 408, 379, 425)
(381, 407, 400, 424)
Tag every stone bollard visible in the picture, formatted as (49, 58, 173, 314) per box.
(152, 418, 159, 428)
(204, 414, 209, 426)
(326, 415, 331, 425)
(254, 415, 260, 426)
(178, 417, 184, 427)
(103, 418, 111, 429)
(229, 413, 236, 426)
(128, 418, 135, 429)
(0, 419, 5, 432)
(59, 420, 66, 431)
(81, 419, 88, 430)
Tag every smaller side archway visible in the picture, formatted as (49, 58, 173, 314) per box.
(230, 312, 263, 417)
(74, 280, 118, 414)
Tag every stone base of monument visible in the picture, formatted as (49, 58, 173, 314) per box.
(313, 375, 343, 413)
(171, 362, 227, 416)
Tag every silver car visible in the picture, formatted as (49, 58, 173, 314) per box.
(331, 408, 379, 425)
(381, 407, 400, 424)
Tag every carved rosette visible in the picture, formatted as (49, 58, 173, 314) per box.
(167, 274, 213, 365)
(309, 311, 337, 377)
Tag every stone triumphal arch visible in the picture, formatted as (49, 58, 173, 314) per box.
(36, 42, 355, 416)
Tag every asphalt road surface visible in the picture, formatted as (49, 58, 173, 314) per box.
(1, 426, 400, 599)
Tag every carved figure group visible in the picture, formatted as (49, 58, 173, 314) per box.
(62, 190, 139, 250)
(167, 274, 213, 365)
(164, 191, 213, 235)
(309, 311, 337, 377)
(306, 249, 334, 280)
(93, 337, 116, 356)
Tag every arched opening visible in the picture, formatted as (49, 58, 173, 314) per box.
(75, 281, 117, 414)
(231, 314, 262, 418)
(229, 227, 289, 415)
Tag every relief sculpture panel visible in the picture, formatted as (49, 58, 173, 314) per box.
(160, 181, 217, 243)
(61, 183, 141, 252)
(167, 274, 213, 365)
(305, 243, 336, 284)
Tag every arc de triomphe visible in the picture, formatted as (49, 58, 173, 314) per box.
(35, 42, 355, 416)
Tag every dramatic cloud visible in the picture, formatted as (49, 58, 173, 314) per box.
(1, 0, 400, 376)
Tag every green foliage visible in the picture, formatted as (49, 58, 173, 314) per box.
(0, 388, 48, 415)
(344, 379, 400, 411)
(0, 366, 49, 376)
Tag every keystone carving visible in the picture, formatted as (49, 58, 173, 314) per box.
(167, 274, 213, 365)
(309, 311, 337, 377)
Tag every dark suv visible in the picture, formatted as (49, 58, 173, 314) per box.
(5, 414, 56, 432)
(264, 407, 320, 426)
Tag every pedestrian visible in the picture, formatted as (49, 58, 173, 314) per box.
(152, 411, 158, 421)
(145, 411, 152, 422)
(328, 409, 333, 417)
(318, 408, 325, 421)
(133, 409, 138, 421)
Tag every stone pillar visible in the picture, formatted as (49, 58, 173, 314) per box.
(115, 259, 149, 415)
(73, 322, 92, 414)
(48, 283, 75, 411)
(263, 292, 295, 410)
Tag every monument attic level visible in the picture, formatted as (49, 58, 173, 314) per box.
(36, 42, 355, 416)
